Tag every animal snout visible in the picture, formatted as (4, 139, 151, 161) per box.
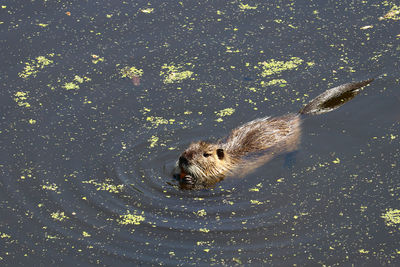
(182, 150, 194, 160)
(179, 156, 189, 166)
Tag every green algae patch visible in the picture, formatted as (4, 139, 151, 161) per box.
(82, 179, 124, 193)
(216, 108, 235, 117)
(45, 233, 60, 240)
(249, 183, 263, 192)
(14, 91, 31, 108)
(146, 116, 175, 128)
(260, 79, 287, 87)
(63, 82, 80, 90)
(51, 211, 69, 222)
(118, 210, 145, 225)
(197, 240, 214, 247)
(239, 3, 257, 10)
(82, 231, 91, 237)
(160, 63, 194, 84)
(62, 75, 91, 90)
(225, 46, 240, 53)
(91, 54, 104, 64)
(215, 108, 235, 122)
(41, 182, 60, 193)
(250, 200, 263, 205)
(120, 66, 144, 78)
(20, 167, 33, 180)
(0, 232, 11, 239)
(258, 57, 303, 77)
(360, 205, 368, 212)
(18, 54, 54, 79)
(379, 4, 400, 20)
(148, 135, 159, 148)
(381, 209, 400, 226)
(147, 116, 168, 126)
(358, 249, 370, 254)
(194, 209, 207, 217)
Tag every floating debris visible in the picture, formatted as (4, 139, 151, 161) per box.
(141, 8, 154, 14)
(360, 25, 373, 30)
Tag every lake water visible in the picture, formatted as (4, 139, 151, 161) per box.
(1, 1, 400, 266)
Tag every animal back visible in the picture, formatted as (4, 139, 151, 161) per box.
(224, 114, 300, 155)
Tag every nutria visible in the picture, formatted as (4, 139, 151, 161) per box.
(176, 79, 373, 189)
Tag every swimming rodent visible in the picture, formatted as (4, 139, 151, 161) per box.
(175, 79, 374, 189)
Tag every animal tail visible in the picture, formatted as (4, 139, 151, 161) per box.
(299, 79, 374, 115)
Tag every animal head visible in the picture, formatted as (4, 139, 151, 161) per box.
(178, 141, 230, 186)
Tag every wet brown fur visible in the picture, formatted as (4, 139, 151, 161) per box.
(178, 114, 301, 188)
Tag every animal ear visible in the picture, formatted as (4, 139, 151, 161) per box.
(216, 148, 224, 159)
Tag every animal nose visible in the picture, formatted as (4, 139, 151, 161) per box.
(179, 156, 188, 166)
(182, 150, 194, 160)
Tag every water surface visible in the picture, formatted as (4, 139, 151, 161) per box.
(1, 1, 400, 265)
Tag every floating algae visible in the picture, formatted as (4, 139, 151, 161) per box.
(382, 209, 400, 227)
(120, 66, 144, 78)
(379, 4, 400, 20)
(215, 108, 235, 117)
(148, 135, 159, 148)
(258, 57, 303, 77)
(239, 3, 257, 10)
(146, 116, 175, 128)
(14, 91, 31, 108)
(82, 179, 124, 194)
(260, 79, 288, 87)
(50, 211, 69, 222)
(118, 210, 145, 225)
(18, 54, 54, 79)
(62, 75, 91, 90)
(215, 107, 235, 122)
(160, 63, 194, 84)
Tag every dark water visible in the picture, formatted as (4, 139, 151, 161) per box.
(1, 0, 400, 266)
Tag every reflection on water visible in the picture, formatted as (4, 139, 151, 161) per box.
(1, 0, 400, 266)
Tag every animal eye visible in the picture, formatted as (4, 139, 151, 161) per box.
(203, 152, 212, 157)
